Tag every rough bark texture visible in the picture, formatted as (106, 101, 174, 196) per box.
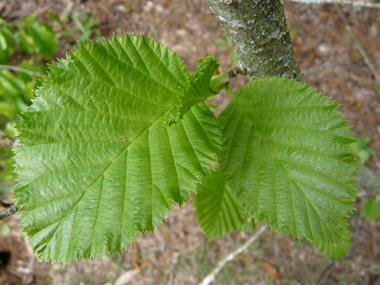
(207, 0, 303, 81)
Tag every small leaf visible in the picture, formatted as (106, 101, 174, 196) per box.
(29, 22, 58, 58)
(194, 169, 250, 239)
(164, 54, 219, 125)
(16, 30, 36, 54)
(0, 27, 15, 63)
(1, 224, 11, 237)
(363, 199, 380, 222)
(218, 77, 358, 244)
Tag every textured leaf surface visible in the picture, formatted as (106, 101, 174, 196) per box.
(218, 77, 358, 243)
(315, 227, 350, 258)
(194, 169, 250, 239)
(164, 54, 219, 125)
(14, 35, 222, 261)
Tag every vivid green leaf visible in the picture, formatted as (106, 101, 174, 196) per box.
(314, 227, 350, 258)
(218, 77, 358, 244)
(0, 101, 16, 119)
(363, 199, 380, 222)
(164, 54, 219, 125)
(194, 168, 250, 239)
(0, 26, 15, 63)
(16, 30, 36, 54)
(14, 35, 222, 262)
(28, 22, 58, 58)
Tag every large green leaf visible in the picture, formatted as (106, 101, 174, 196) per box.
(194, 169, 250, 239)
(14, 35, 222, 262)
(218, 77, 358, 244)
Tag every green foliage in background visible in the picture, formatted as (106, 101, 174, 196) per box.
(13, 35, 358, 262)
(15, 14, 58, 59)
(0, 15, 56, 187)
(350, 135, 371, 165)
(363, 199, 380, 222)
(0, 11, 101, 193)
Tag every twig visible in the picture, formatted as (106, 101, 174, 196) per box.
(199, 224, 268, 285)
(333, 4, 380, 86)
(286, 0, 380, 9)
(0, 201, 13, 208)
(0, 65, 36, 76)
(0, 204, 19, 221)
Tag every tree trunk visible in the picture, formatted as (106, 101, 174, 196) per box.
(207, 0, 303, 81)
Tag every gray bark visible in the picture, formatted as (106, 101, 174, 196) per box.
(207, 0, 303, 81)
(0, 204, 18, 221)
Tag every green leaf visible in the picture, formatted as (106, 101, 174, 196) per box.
(46, 12, 64, 26)
(16, 30, 36, 54)
(218, 77, 358, 244)
(363, 199, 380, 222)
(14, 35, 222, 262)
(194, 168, 250, 239)
(314, 227, 350, 258)
(0, 101, 16, 119)
(0, 26, 15, 63)
(164, 54, 219, 125)
(350, 136, 371, 165)
(28, 22, 58, 58)
(1, 224, 11, 237)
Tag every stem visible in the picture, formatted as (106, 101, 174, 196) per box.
(207, 0, 303, 81)
(0, 204, 19, 221)
(199, 224, 268, 285)
(224, 83, 236, 99)
(286, 0, 380, 9)
(0, 65, 36, 76)
(333, 3, 380, 86)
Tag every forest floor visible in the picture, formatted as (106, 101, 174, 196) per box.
(0, 0, 380, 284)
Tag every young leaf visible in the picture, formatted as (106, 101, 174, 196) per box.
(218, 77, 358, 244)
(314, 227, 350, 258)
(164, 54, 219, 125)
(14, 35, 222, 262)
(194, 168, 250, 239)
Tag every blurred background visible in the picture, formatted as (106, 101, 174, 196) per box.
(0, 0, 379, 284)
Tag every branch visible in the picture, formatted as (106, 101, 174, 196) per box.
(0, 204, 19, 221)
(286, 0, 380, 9)
(199, 224, 268, 285)
(333, 4, 380, 86)
(207, 0, 303, 81)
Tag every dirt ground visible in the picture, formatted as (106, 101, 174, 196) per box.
(1, 0, 380, 284)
